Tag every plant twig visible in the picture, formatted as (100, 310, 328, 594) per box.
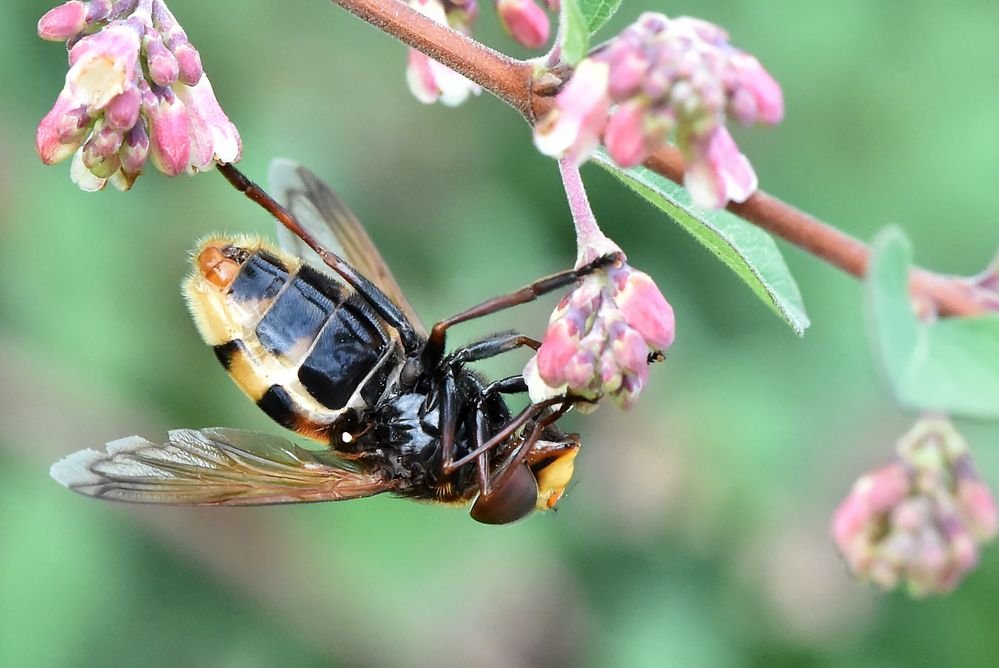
(330, 0, 986, 317)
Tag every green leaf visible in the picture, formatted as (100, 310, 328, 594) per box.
(559, 0, 590, 65)
(579, 0, 623, 34)
(867, 227, 999, 419)
(591, 150, 810, 336)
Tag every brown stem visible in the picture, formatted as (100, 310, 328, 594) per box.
(330, 0, 534, 114)
(330, 0, 986, 318)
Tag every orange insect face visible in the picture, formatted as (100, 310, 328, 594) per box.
(197, 244, 242, 289)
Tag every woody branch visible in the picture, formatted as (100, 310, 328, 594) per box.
(331, 0, 984, 318)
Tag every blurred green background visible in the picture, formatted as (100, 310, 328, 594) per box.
(3, 1, 999, 666)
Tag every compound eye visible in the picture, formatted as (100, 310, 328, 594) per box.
(469, 464, 539, 525)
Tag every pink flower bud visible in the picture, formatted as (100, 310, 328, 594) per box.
(537, 317, 581, 383)
(606, 44, 650, 101)
(604, 99, 651, 168)
(148, 90, 190, 176)
(172, 43, 204, 86)
(119, 122, 150, 175)
(85, 121, 123, 161)
(534, 59, 611, 165)
(104, 88, 141, 131)
(731, 54, 784, 125)
(958, 477, 999, 540)
(37, 88, 90, 165)
(611, 325, 649, 376)
(612, 266, 676, 349)
(37, 1, 88, 42)
(496, 0, 550, 50)
(146, 38, 179, 87)
(82, 140, 121, 179)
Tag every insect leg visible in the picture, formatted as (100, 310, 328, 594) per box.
(487, 401, 571, 495)
(446, 332, 540, 367)
(217, 163, 420, 350)
(438, 369, 460, 469)
(422, 252, 623, 367)
(444, 397, 563, 472)
(440, 374, 527, 479)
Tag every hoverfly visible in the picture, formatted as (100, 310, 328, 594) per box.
(51, 160, 617, 524)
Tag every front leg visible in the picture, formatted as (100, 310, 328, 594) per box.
(422, 252, 623, 368)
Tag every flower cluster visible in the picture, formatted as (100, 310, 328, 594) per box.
(831, 417, 998, 597)
(406, 0, 482, 107)
(36, 0, 241, 191)
(534, 12, 784, 208)
(525, 257, 675, 411)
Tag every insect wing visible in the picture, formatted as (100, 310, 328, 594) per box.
(50, 428, 396, 505)
(268, 158, 427, 337)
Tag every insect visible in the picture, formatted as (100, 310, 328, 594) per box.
(51, 160, 618, 524)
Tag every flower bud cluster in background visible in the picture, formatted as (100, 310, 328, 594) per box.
(832, 417, 998, 597)
(36, 0, 241, 191)
(535, 12, 784, 209)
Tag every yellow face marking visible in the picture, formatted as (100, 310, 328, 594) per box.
(534, 445, 579, 510)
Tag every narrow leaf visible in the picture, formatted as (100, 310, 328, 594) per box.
(867, 227, 999, 419)
(592, 150, 810, 336)
(579, 0, 622, 34)
(559, 0, 590, 65)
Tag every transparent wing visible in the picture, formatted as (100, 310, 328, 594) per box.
(268, 158, 427, 337)
(50, 428, 396, 506)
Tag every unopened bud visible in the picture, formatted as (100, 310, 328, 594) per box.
(145, 37, 179, 87)
(119, 122, 150, 175)
(104, 88, 141, 131)
(148, 89, 191, 176)
(37, 89, 90, 164)
(604, 98, 651, 168)
(38, 1, 88, 42)
(496, 0, 550, 50)
(172, 42, 204, 86)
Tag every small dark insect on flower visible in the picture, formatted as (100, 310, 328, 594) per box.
(50, 160, 623, 524)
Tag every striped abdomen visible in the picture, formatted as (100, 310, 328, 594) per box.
(185, 236, 404, 442)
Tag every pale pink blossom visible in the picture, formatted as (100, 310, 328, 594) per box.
(534, 59, 611, 166)
(67, 24, 141, 110)
(175, 76, 242, 169)
(405, 0, 481, 107)
(496, 0, 550, 50)
(682, 126, 758, 208)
